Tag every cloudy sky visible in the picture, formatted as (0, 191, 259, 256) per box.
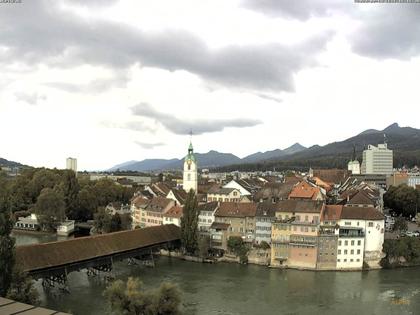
(1, 0, 420, 171)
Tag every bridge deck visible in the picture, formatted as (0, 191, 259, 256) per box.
(15, 224, 180, 274)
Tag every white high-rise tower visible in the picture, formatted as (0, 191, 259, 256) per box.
(183, 141, 198, 193)
(66, 157, 77, 174)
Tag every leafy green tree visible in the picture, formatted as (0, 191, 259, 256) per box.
(6, 268, 39, 305)
(227, 236, 249, 264)
(198, 235, 210, 258)
(34, 188, 66, 231)
(180, 189, 199, 255)
(104, 277, 181, 315)
(75, 186, 98, 221)
(93, 207, 112, 234)
(56, 170, 80, 219)
(384, 184, 420, 218)
(110, 213, 122, 232)
(0, 180, 15, 296)
(393, 217, 408, 233)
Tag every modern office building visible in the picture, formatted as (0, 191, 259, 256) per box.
(66, 157, 77, 174)
(361, 143, 393, 175)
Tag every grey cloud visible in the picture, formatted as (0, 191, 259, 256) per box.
(14, 92, 47, 105)
(134, 141, 165, 149)
(241, 0, 351, 20)
(131, 103, 262, 135)
(255, 93, 282, 103)
(350, 6, 420, 60)
(0, 1, 332, 92)
(101, 120, 156, 133)
(44, 71, 129, 94)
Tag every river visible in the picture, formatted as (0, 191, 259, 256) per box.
(12, 231, 420, 315)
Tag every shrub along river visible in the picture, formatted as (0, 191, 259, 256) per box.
(13, 231, 420, 315)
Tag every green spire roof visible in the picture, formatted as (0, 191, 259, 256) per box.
(186, 141, 196, 162)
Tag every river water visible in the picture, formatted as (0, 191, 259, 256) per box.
(12, 231, 420, 315)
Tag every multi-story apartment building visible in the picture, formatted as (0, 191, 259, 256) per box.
(131, 197, 175, 228)
(197, 201, 219, 232)
(255, 202, 277, 244)
(317, 205, 341, 270)
(338, 206, 385, 269)
(163, 205, 183, 227)
(213, 202, 257, 248)
(361, 143, 393, 175)
(207, 187, 241, 203)
(270, 200, 324, 269)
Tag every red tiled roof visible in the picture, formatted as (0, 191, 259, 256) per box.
(341, 206, 384, 220)
(164, 206, 183, 218)
(276, 199, 324, 214)
(322, 205, 343, 221)
(289, 181, 321, 200)
(215, 202, 257, 218)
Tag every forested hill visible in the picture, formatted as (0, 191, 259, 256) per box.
(214, 123, 420, 172)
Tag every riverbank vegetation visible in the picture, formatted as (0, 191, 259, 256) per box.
(1, 168, 135, 229)
(384, 184, 419, 218)
(227, 236, 250, 264)
(104, 277, 181, 315)
(381, 237, 420, 268)
(0, 173, 38, 303)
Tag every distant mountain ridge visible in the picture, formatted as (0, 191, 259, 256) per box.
(108, 143, 307, 172)
(217, 123, 420, 171)
(0, 157, 23, 168)
(110, 123, 420, 172)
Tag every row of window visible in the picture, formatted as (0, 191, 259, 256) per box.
(338, 249, 361, 255)
(256, 226, 271, 231)
(338, 240, 362, 246)
(198, 218, 212, 223)
(337, 258, 360, 263)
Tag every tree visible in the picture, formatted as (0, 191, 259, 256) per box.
(180, 189, 199, 255)
(6, 268, 39, 305)
(0, 179, 15, 296)
(93, 207, 112, 234)
(227, 236, 249, 264)
(198, 235, 210, 258)
(104, 277, 181, 315)
(34, 188, 66, 231)
(384, 184, 420, 218)
(393, 217, 408, 233)
(110, 213, 122, 232)
(56, 170, 80, 219)
(75, 186, 98, 221)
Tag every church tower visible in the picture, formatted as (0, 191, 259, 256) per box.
(183, 141, 198, 193)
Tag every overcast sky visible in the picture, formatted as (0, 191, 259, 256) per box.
(1, 0, 420, 171)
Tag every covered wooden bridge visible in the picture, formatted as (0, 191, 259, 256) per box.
(15, 224, 181, 281)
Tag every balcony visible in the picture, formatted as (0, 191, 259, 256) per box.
(339, 228, 365, 238)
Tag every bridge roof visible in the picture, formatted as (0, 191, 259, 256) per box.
(16, 224, 180, 273)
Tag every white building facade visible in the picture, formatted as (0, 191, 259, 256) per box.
(361, 143, 393, 175)
(66, 157, 77, 174)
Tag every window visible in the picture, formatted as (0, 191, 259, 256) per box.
(350, 250, 354, 255)
(356, 259, 360, 262)
(351, 240, 354, 246)
(187, 174, 191, 181)
(338, 240, 342, 246)
(345, 240, 348, 246)
(345, 221, 351, 226)
(344, 259, 347, 262)
(368, 222, 374, 227)
(188, 164, 191, 170)
(350, 259, 353, 262)
(233, 191, 237, 196)
(305, 227, 309, 232)
(338, 250, 341, 255)
(305, 215, 308, 222)
(337, 259, 341, 262)
(357, 240, 361, 246)
(344, 250, 348, 254)
(311, 227, 316, 232)
(296, 215, 301, 221)
(357, 249, 360, 255)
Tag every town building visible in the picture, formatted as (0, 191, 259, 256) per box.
(66, 157, 77, 174)
(361, 143, 393, 175)
(255, 202, 277, 244)
(183, 142, 198, 193)
(197, 201, 219, 232)
(163, 206, 183, 227)
(222, 180, 252, 196)
(207, 187, 241, 202)
(131, 197, 175, 228)
(213, 202, 257, 249)
(14, 213, 39, 231)
(336, 206, 384, 270)
(288, 181, 324, 201)
(166, 188, 187, 206)
(317, 205, 341, 270)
